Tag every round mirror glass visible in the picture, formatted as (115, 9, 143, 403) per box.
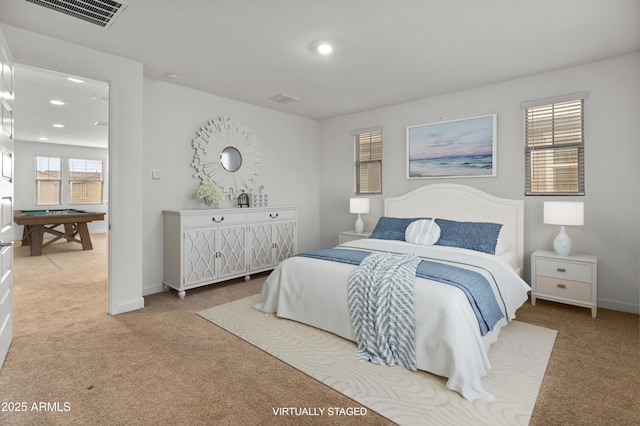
(220, 146, 242, 172)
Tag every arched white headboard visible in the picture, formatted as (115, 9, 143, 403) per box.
(384, 184, 524, 275)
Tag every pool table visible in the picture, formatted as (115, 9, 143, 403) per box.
(14, 209, 106, 256)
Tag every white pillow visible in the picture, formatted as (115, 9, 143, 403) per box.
(495, 227, 511, 255)
(405, 219, 441, 246)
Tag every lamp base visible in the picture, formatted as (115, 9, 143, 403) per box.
(354, 214, 364, 234)
(553, 225, 572, 256)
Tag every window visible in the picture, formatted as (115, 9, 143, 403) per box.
(355, 127, 382, 194)
(36, 156, 61, 205)
(523, 93, 585, 195)
(69, 158, 103, 204)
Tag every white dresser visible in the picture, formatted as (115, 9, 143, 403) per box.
(530, 249, 597, 318)
(163, 206, 297, 298)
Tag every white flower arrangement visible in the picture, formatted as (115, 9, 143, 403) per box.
(194, 181, 224, 205)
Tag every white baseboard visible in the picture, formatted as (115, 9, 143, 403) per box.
(598, 298, 640, 315)
(143, 284, 166, 297)
(109, 297, 144, 315)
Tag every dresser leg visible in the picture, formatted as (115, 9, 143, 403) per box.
(178, 290, 186, 299)
(591, 307, 597, 318)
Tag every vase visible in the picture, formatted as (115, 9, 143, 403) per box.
(199, 201, 219, 210)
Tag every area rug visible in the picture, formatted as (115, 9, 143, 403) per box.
(198, 295, 557, 426)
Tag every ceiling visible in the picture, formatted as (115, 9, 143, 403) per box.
(1, 0, 639, 148)
(13, 65, 109, 148)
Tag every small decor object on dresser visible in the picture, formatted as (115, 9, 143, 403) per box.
(531, 249, 597, 318)
(237, 190, 250, 208)
(250, 192, 268, 207)
(193, 181, 224, 209)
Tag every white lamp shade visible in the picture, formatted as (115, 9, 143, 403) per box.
(350, 198, 370, 214)
(543, 201, 584, 226)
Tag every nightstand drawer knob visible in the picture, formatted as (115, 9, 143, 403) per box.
(556, 283, 567, 289)
(557, 268, 566, 272)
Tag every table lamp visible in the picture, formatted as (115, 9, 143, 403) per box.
(543, 201, 584, 256)
(350, 198, 369, 234)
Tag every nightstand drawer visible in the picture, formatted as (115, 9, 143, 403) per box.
(536, 259, 592, 282)
(536, 276, 592, 302)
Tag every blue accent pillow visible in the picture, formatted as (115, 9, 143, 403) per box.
(369, 217, 424, 241)
(434, 219, 503, 254)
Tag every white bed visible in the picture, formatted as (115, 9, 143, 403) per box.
(254, 184, 530, 401)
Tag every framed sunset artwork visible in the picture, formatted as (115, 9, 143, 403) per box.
(406, 114, 497, 179)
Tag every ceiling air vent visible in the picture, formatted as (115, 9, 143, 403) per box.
(26, 0, 130, 29)
(269, 93, 300, 104)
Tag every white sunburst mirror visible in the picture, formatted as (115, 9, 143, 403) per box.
(191, 117, 262, 195)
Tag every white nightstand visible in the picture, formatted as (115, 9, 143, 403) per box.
(531, 250, 598, 318)
(339, 231, 371, 244)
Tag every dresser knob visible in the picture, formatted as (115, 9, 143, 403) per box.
(557, 268, 566, 272)
(556, 283, 567, 289)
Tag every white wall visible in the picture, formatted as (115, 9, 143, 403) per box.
(3, 24, 145, 315)
(142, 79, 320, 295)
(13, 141, 109, 237)
(319, 52, 640, 314)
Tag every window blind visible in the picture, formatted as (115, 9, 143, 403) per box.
(355, 128, 382, 194)
(524, 98, 585, 195)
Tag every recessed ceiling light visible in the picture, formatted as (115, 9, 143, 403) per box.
(50, 100, 66, 106)
(39, 137, 48, 141)
(166, 73, 179, 79)
(67, 77, 85, 83)
(52, 124, 64, 128)
(316, 43, 333, 55)
(309, 40, 335, 56)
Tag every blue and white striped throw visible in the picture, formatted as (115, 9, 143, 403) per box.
(348, 252, 421, 371)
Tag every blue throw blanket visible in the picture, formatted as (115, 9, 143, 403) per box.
(347, 252, 421, 370)
(297, 248, 504, 336)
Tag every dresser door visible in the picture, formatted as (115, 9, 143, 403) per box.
(217, 225, 247, 278)
(183, 228, 217, 286)
(273, 221, 296, 263)
(249, 222, 275, 270)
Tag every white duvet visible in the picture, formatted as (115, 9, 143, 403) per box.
(253, 238, 531, 401)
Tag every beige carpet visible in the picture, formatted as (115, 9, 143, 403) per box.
(198, 295, 557, 426)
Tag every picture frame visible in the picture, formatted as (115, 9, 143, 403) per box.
(406, 114, 497, 179)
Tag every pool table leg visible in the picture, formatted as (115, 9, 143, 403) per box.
(76, 222, 93, 250)
(30, 225, 44, 256)
(21, 226, 31, 246)
(63, 223, 76, 242)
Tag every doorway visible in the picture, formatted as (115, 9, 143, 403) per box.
(12, 64, 110, 309)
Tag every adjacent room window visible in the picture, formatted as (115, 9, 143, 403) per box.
(523, 93, 585, 195)
(355, 127, 382, 194)
(36, 156, 61, 205)
(69, 158, 103, 204)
